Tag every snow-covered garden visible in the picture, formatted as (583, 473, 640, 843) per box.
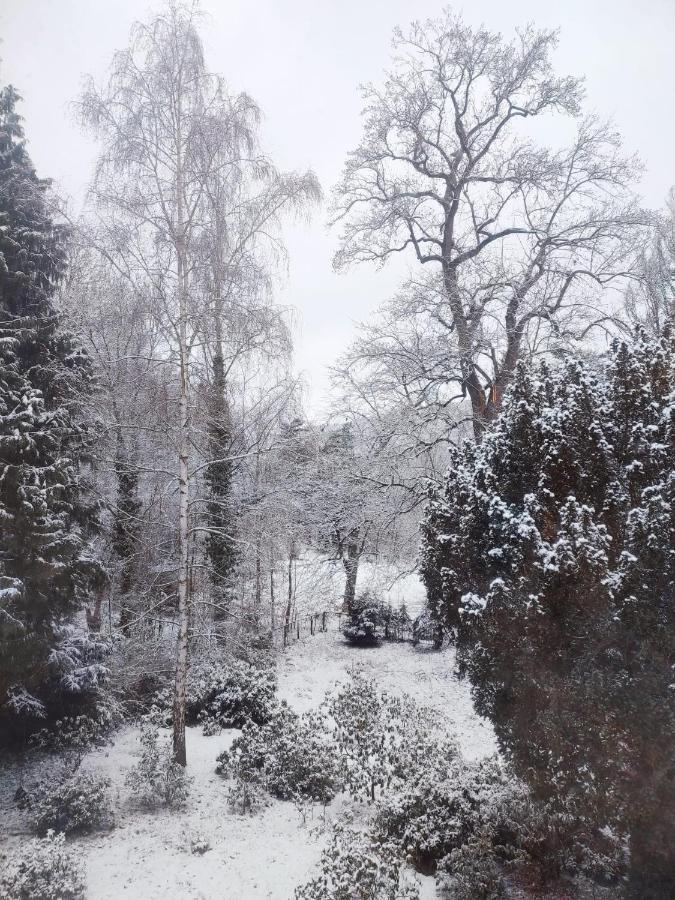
(2, 0, 674, 897)
(1, 630, 496, 899)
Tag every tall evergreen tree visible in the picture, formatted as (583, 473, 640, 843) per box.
(204, 348, 237, 621)
(0, 86, 103, 734)
(421, 333, 675, 896)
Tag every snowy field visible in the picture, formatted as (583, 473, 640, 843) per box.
(0, 631, 496, 899)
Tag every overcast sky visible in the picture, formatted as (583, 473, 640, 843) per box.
(2, 0, 674, 411)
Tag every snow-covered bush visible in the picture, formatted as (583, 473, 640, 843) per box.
(0, 830, 85, 900)
(216, 702, 341, 806)
(28, 703, 119, 757)
(325, 672, 456, 803)
(294, 823, 420, 900)
(226, 775, 268, 815)
(185, 827, 211, 855)
(28, 771, 114, 835)
(125, 723, 191, 808)
(438, 828, 505, 899)
(505, 798, 627, 886)
(374, 756, 518, 875)
(342, 591, 386, 646)
(149, 658, 277, 731)
(1, 627, 113, 750)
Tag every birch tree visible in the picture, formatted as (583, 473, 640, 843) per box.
(80, 1, 317, 764)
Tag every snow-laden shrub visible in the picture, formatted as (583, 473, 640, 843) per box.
(438, 828, 505, 899)
(342, 591, 387, 646)
(325, 672, 457, 803)
(28, 702, 119, 757)
(149, 658, 277, 731)
(374, 756, 519, 875)
(28, 771, 114, 835)
(505, 797, 627, 886)
(226, 775, 269, 815)
(1, 627, 113, 750)
(294, 823, 420, 900)
(0, 830, 85, 900)
(125, 723, 191, 808)
(184, 827, 211, 855)
(216, 702, 341, 806)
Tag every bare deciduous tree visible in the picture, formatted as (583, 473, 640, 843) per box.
(332, 12, 646, 440)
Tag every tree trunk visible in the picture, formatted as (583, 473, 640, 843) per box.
(173, 360, 190, 767)
(342, 550, 359, 615)
(443, 265, 488, 441)
(85, 590, 103, 632)
(172, 126, 189, 767)
(283, 550, 293, 647)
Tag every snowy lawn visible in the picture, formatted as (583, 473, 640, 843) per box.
(0, 631, 495, 899)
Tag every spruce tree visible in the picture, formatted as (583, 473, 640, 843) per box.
(0, 86, 103, 734)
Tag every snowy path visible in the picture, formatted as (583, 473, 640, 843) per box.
(0, 632, 495, 899)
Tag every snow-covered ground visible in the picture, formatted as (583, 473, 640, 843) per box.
(292, 551, 428, 618)
(0, 630, 496, 899)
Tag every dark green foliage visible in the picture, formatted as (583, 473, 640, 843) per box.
(342, 590, 385, 645)
(216, 702, 341, 806)
(420, 333, 675, 895)
(0, 85, 104, 737)
(204, 351, 237, 619)
(374, 757, 518, 876)
(294, 824, 420, 900)
(342, 592, 411, 646)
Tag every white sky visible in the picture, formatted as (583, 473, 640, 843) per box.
(2, 0, 674, 412)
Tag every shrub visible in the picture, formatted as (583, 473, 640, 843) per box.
(438, 828, 505, 899)
(216, 703, 341, 806)
(342, 591, 386, 646)
(374, 757, 518, 875)
(294, 824, 420, 900)
(325, 672, 456, 803)
(28, 703, 118, 758)
(0, 831, 85, 900)
(27, 771, 114, 836)
(125, 724, 191, 808)
(186, 828, 211, 855)
(149, 659, 278, 731)
(0, 627, 112, 750)
(382, 603, 412, 643)
(506, 797, 627, 887)
(226, 776, 269, 815)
